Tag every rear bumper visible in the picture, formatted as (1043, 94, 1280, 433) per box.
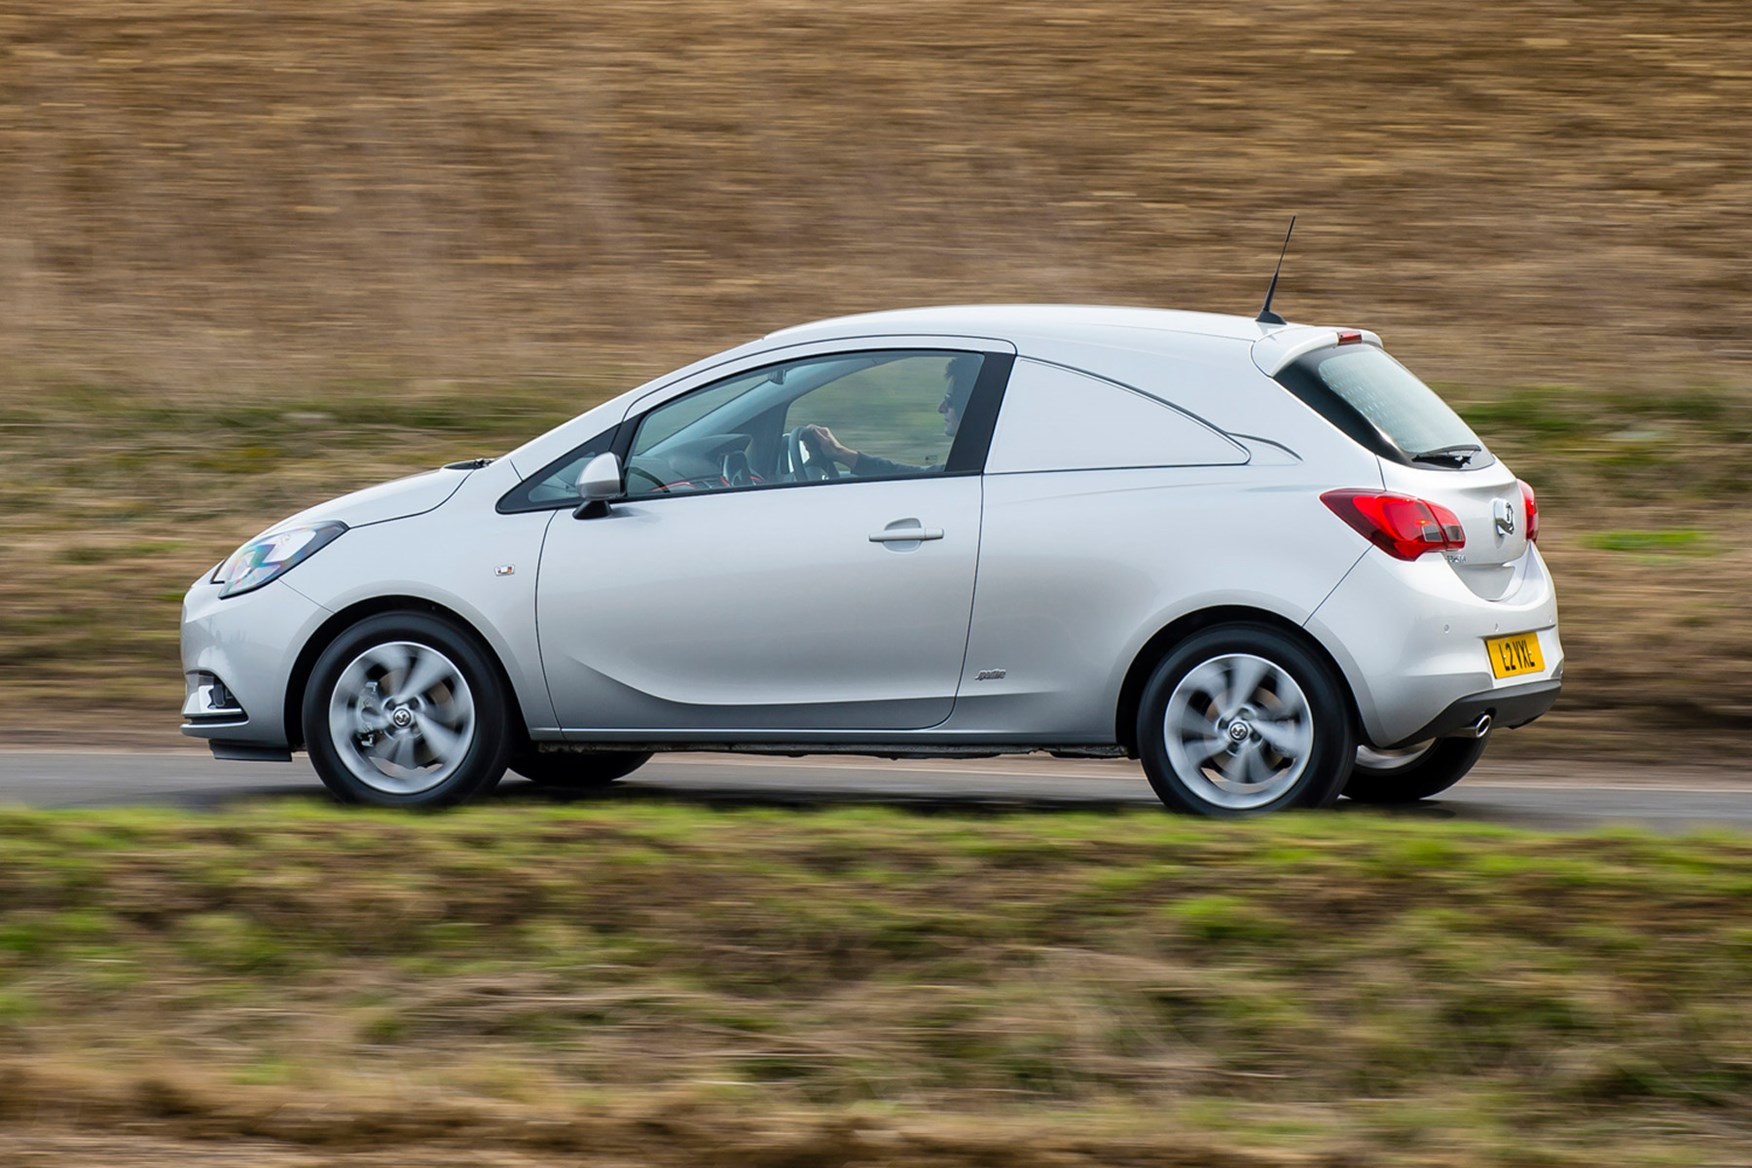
(1382, 676, 1561, 749)
(1306, 543, 1563, 748)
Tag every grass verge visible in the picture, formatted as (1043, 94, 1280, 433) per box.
(0, 802, 1748, 1165)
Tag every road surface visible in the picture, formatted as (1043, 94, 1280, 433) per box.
(0, 749, 1746, 831)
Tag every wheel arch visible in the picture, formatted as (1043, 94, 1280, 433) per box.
(1113, 605, 1359, 756)
(283, 595, 531, 752)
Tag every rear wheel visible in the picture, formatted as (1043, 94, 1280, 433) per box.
(511, 749, 652, 789)
(303, 612, 513, 808)
(1136, 625, 1355, 817)
(1342, 735, 1488, 803)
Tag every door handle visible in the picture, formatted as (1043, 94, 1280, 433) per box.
(869, 526, 944, 543)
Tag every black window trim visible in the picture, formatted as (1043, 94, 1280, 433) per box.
(945, 351, 1012, 474)
(496, 422, 625, 514)
(496, 349, 1014, 514)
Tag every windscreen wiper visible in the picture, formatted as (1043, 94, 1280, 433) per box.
(1409, 443, 1482, 467)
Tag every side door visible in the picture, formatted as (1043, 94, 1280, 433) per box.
(533, 348, 1013, 733)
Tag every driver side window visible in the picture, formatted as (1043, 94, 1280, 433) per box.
(624, 350, 983, 497)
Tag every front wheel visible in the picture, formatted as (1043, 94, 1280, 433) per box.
(1342, 735, 1489, 803)
(303, 612, 514, 808)
(1136, 625, 1355, 817)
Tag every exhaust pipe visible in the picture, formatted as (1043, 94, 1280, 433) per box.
(1436, 714, 1492, 738)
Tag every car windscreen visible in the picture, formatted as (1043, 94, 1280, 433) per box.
(1273, 345, 1492, 469)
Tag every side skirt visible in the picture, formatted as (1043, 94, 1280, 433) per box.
(529, 742, 1128, 760)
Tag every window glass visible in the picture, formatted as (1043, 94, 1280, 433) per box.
(1276, 345, 1490, 467)
(624, 351, 982, 496)
(1306, 347, 1481, 456)
(515, 425, 619, 507)
(799, 357, 962, 471)
(984, 359, 1246, 474)
(633, 369, 768, 453)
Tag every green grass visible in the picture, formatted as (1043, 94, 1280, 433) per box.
(1582, 528, 1715, 555)
(0, 804, 1748, 1165)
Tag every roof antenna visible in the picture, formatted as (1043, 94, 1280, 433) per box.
(1255, 215, 1296, 326)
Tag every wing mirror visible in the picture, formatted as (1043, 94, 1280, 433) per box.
(573, 452, 624, 519)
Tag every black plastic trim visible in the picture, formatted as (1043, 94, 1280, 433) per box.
(943, 352, 1014, 474)
(208, 740, 294, 762)
(594, 468, 986, 510)
(534, 741, 1128, 759)
(1380, 678, 1561, 749)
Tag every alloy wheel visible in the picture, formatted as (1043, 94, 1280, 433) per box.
(326, 640, 477, 795)
(1163, 652, 1314, 811)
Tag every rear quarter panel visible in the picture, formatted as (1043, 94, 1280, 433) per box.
(941, 332, 1382, 742)
(949, 464, 1370, 740)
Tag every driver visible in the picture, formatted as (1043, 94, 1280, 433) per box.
(801, 354, 978, 476)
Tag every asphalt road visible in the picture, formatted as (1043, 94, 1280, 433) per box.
(0, 749, 1746, 832)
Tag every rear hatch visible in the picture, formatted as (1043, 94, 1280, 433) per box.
(1378, 457, 1527, 600)
(1259, 331, 1529, 600)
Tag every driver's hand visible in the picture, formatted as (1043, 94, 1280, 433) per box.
(801, 425, 856, 466)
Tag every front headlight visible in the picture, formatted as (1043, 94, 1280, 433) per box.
(211, 521, 347, 598)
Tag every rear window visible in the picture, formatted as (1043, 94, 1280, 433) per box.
(1274, 345, 1491, 469)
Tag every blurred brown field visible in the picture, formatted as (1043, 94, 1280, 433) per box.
(0, 0, 1749, 750)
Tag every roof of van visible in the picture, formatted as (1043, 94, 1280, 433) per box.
(765, 304, 1286, 347)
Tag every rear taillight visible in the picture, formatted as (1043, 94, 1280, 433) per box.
(1321, 489, 1466, 561)
(1519, 479, 1538, 543)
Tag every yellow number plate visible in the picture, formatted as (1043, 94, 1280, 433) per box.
(1485, 632, 1545, 679)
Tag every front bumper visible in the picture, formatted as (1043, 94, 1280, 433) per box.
(180, 575, 331, 750)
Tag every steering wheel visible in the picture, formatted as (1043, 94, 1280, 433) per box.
(784, 426, 841, 483)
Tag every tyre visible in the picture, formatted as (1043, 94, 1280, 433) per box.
(1136, 624, 1355, 817)
(511, 749, 652, 789)
(1341, 735, 1488, 804)
(302, 611, 514, 808)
